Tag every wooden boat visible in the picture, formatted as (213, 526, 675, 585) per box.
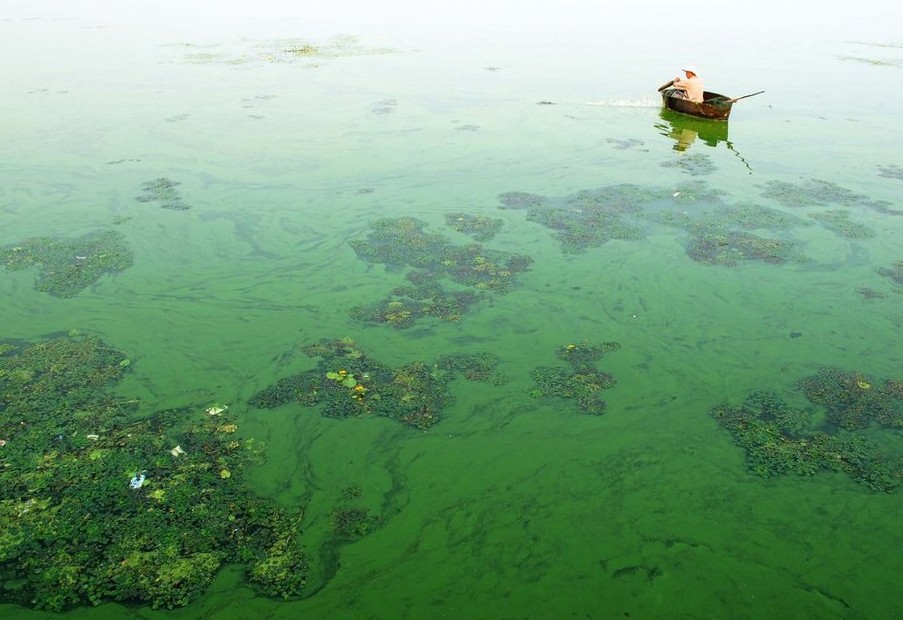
(657, 80, 764, 121)
(661, 89, 732, 121)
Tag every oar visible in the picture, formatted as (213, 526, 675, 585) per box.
(705, 90, 765, 105)
(727, 90, 765, 103)
(657, 79, 675, 92)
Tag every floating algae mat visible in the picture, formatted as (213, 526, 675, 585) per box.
(0, 334, 309, 610)
(711, 368, 903, 492)
(135, 177, 190, 211)
(4, 6, 903, 617)
(529, 340, 622, 415)
(496, 179, 891, 265)
(760, 177, 902, 215)
(249, 338, 505, 431)
(497, 184, 659, 254)
(0, 230, 133, 297)
(349, 216, 532, 292)
(443, 212, 504, 242)
(349, 217, 532, 328)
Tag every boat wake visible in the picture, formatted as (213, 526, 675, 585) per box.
(582, 97, 659, 108)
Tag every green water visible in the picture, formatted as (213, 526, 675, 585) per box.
(2, 2, 902, 618)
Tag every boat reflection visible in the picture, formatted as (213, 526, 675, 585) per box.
(655, 108, 752, 172)
(655, 108, 729, 151)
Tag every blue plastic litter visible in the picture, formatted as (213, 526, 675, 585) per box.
(129, 471, 147, 489)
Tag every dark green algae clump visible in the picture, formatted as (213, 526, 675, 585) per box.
(349, 276, 484, 328)
(529, 341, 622, 415)
(497, 182, 808, 265)
(350, 216, 531, 293)
(685, 229, 800, 266)
(498, 178, 900, 265)
(877, 164, 903, 181)
(349, 217, 531, 329)
(761, 177, 902, 216)
(443, 212, 504, 242)
(498, 184, 656, 254)
(248, 337, 505, 431)
(807, 209, 875, 240)
(876, 259, 903, 285)
(0, 230, 133, 297)
(0, 334, 309, 611)
(659, 152, 717, 177)
(136, 177, 189, 211)
(711, 369, 903, 492)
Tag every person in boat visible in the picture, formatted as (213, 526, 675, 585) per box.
(670, 65, 704, 103)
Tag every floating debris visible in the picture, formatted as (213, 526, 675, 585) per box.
(206, 404, 228, 416)
(129, 471, 147, 489)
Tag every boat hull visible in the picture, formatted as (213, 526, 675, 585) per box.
(661, 90, 732, 121)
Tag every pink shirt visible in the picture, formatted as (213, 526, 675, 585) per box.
(674, 75, 704, 102)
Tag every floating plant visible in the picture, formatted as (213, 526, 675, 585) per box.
(0, 334, 309, 610)
(711, 377, 903, 492)
(529, 340, 621, 415)
(249, 337, 504, 430)
(1, 229, 134, 297)
(136, 177, 189, 210)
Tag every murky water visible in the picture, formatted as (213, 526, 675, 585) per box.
(2, 1, 902, 619)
